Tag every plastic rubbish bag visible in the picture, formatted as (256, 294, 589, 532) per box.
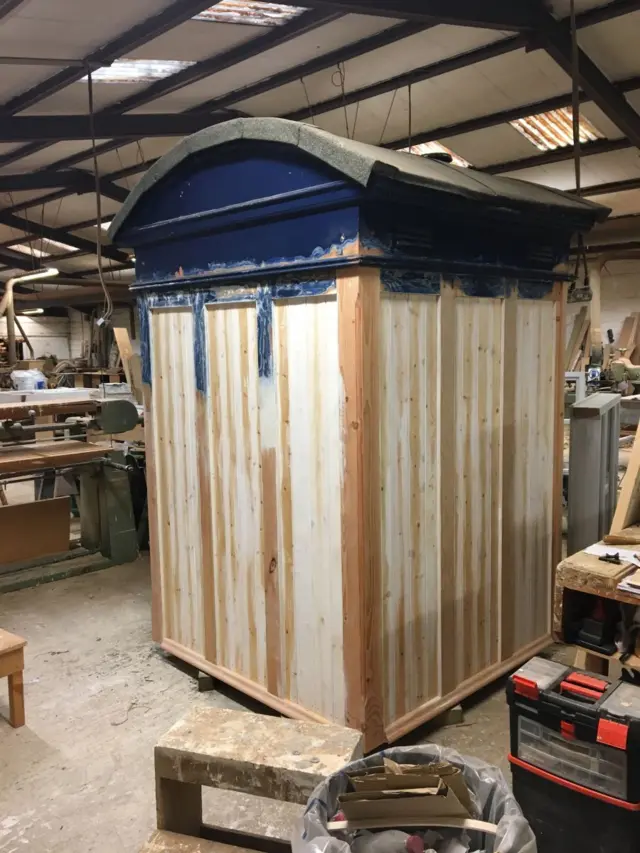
(10, 369, 46, 390)
(292, 745, 536, 853)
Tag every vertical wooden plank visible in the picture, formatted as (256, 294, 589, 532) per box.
(151, 308, 204, 655)
(197, 386, 216, 664)
(338, 266, 384, 747)
(206, 303, 265, 684)
(453, 296, 503, 683)
(439, 279, 457, 696)
(150, 314, 172, 642)
(258, 289, 281, 698)
(552, 283, 568, 578)
(275, 304, 294, 699)
(143, 382, 162, 643)
(274, 296, 344, 719)
(379, 294, 440, 725)
(262, 448, 280, 695)
(500, 288, 518, 661)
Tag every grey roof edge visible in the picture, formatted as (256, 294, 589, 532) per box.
(108, 117, 609, 243)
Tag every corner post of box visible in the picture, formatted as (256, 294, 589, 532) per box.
(143, 375, 163, 643)
(337, 264, 384, 749)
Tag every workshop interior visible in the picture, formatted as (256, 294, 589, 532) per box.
(4, 2, 640, 852)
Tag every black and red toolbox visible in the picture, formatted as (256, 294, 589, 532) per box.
(507, 656, 640, 853)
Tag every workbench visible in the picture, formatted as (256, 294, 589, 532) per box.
(554, 547, 640, 674)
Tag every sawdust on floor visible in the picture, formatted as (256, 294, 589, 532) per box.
(0, 557, 522, 852)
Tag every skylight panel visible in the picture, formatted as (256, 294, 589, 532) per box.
(510, 107, 603, 152)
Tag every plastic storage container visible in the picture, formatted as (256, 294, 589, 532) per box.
(507, 656, 640, 853)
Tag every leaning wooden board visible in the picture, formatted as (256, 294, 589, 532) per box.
(0, 497, 70, 565)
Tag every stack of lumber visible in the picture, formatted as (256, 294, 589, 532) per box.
(616, 313, 640, 363)
(566, 310, 640, 372)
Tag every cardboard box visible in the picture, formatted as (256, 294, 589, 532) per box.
(339, 760, 472, 822)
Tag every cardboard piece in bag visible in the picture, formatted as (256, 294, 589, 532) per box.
(339, 760, 472, 822)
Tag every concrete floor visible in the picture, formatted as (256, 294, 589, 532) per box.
(0, 558, 523, 853)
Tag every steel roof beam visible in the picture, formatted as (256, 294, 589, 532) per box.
(0, 211, 130, 263)
(0, 114, 242, 142)
(0, 8, 340, 171)
(285, 1, 639, 125)
(276, 0, 537, 30)
(0, 0, 219, 116)
(0, 169, 127, 205)
(5, 0, 639, 220)
(0, 247, 40, 271)
(485, 138, 633, 175)
(535, 6, 640, 149)
(286, 35, 525, 122)
(579, 176, 640, 197)
(0, 0, 26, 21)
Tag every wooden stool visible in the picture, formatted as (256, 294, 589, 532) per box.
(0, 628, 26, 727)
(153, 706, 362, 842)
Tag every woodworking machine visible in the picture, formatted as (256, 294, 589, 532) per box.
(0, 396, 141, 586)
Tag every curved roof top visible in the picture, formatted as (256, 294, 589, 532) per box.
(108, 117, 609, 241)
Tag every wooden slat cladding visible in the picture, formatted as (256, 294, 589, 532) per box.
(380, 286, 556, 734)
(274, 296, 345, 722)
(509, 299, 557, 650)
(150, 308, 204, 655)
(380, 294, 440, 724)
(205, 303, 266, 685)
(453, 297, 503, 684)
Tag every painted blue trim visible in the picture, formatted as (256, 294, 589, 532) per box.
(138, 297, 151, 387)
(381, 269, 440, 295)
(272, 279, 335, 299)
(457, 276, 508, 298)
(141, 278, 336, 391)
(517, 280, 555, 299)
(130, 254, 359, 292)
(257, 287, 273, 379)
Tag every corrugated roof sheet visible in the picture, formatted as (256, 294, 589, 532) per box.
(511, 108, 603, 152)
(194, 2, 307, 26)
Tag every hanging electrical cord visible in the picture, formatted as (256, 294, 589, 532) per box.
(332, 62, 350, 138)
(570, 0, 589, 296)
(378, 89, 398, 145)
(300, 77, 316, 126)
(350, 99, 360, 140)
(86, 67, 113, 324)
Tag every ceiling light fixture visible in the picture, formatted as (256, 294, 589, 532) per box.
(19, 308, 44, 315)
